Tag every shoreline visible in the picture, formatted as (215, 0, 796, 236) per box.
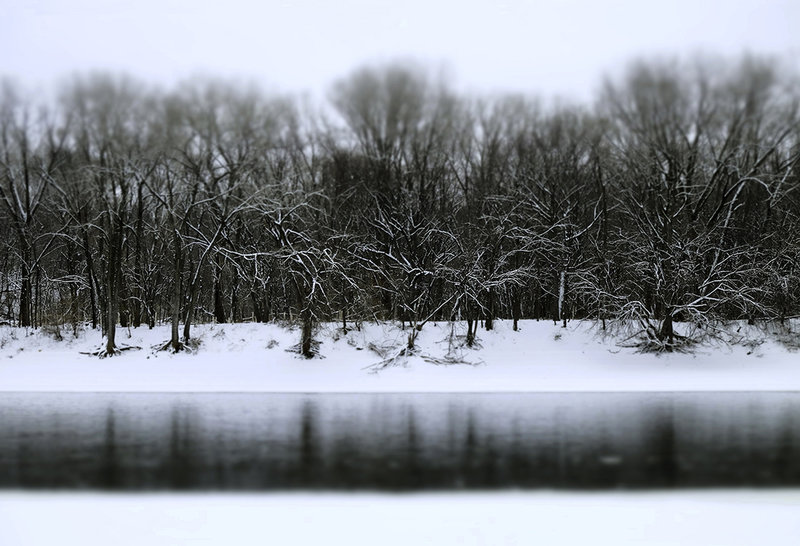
(0, 320, 797, 393)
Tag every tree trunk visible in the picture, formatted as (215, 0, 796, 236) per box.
(169, 234, 182, 352)
(105, 297, 117, 355)
(33, 266, 41, 328)
(18, 239, 32, 327)
(82, 228, 99, 329)
(263, 297, 271, 323)
(118, 265, 129, 328)
(132, 183, 144, 328)
(103, 218, 123, 356)
(407, 329, 417, 351)
(512, 287, 521, 332)
(382, 290, 392, 320)
(18, 273, 31, 327)
(484, 289, 494, 331)
(104, 256, 118, 355)
(213, 271, 226, 323)
(301, 307, 313, 358)
(183, 287, 198, 343)
(659, 311, 674, 346)
(230, 283, 240, 323)
(251, 292, 263, 323)
(558, 271, 567, 328)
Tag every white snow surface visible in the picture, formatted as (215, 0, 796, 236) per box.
(0, 320, 797, 392)
(1, 491, 799, 546)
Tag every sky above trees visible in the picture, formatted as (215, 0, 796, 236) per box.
(3, 0, 799, 101)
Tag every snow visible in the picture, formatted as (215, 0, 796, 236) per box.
(2, 321, 798, 545)
(0, 320, 797, 392)
(1, 491, 799, 546)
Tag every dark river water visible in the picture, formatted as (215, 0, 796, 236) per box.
(1, 392, 799, 490)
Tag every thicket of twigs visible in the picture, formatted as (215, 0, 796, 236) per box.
(1, 55, 798, 355)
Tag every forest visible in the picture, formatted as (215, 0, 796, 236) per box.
(1, 56, 798, 356)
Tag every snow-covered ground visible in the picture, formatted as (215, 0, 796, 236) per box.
(3, 321, 798, 545)
(1, 491, 798, 546)
(0, 319, 797, 392)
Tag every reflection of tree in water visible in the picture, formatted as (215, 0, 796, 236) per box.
(164, 405, 195, 489)
(647, 403, 678, 487)
(328, 428, 357, 488)
(457, 410, 498, 487)
(211, 430, 228, 488)
(774, 410, 799, 484)
(12, 433, 31, 487)
(458, 410, 477, 486)
(100, 407, 120, 488)
(297, 400, 320, 487)
(507, 418, 536, 487)
(403, 407, 421, 488)
(4, 393, 800, 490)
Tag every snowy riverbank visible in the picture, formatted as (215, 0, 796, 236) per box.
(2, 491, 799, 546)
(0, 320, 797, 392)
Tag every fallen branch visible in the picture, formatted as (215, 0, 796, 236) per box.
(421, 354, 484, 367)
(80, 345, 142, 358)
(363, 345, 412, 373)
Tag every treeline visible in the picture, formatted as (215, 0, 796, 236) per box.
(1, 56, 799, 355)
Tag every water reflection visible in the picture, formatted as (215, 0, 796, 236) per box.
(0, 393, 799, 490)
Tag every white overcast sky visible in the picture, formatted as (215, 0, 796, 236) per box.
(3, 0, 799, 101)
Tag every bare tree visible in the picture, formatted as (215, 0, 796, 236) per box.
(0, 81, 70, 327)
